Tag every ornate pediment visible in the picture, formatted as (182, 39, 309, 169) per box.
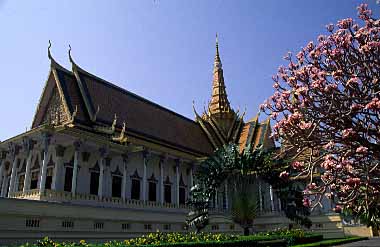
(41, 85, 68, 126)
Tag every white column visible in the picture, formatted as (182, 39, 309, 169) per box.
(189, 164, 194, 187)
(258, 179, 263, 212)
(23, 152, 33, 192)
(98, 157, 104, 199)
(1, 176, 8, 197)
(121, 154, 128, 201)
(52, 145, 65, 191)
(215, 190, 219, 209)
(224, 182, 229, 210)
(142, 150, 149, 202)
(39, 134, 52, 194)
(159, 156, 165, 204)
(278, 198, 282, 212)
(0, 159, 4, 191)
(71, 142, 81, 195)
(71, 152, 79, 195)
(175, 159, 180, 206)
(22, 139, 34, 192)
(9, 160, 19, 194)
(8, 143, 20, 195)
(269, 184, 274, 212)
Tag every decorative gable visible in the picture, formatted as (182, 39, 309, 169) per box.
(41, 84, 68, 126)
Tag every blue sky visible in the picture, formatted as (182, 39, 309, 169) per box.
(0, 0, 378, 141)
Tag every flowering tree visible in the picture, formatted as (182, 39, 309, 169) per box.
(262, 4, 380, 226)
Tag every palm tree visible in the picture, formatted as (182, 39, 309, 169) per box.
(230, 175, 259, 236)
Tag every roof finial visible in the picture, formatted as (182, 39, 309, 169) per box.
(214, 33, 222, 70)
(216, 33, 219, 54)
(68, 44, 74, 63)
(48, 40, 52, 59)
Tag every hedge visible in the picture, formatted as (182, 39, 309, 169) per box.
(239, 233, 323, 246)
(136, 239, 287, 247)
(291, 236, 368, 247)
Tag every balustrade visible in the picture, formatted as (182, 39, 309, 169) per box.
(8, 189, 192, 211)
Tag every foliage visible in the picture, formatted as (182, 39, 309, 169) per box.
(262, 3, 380, 227)
(122, 232, 237, 246)
(230, 175, 259, 235)
(19, 231, 326, 247)
(291, 236, 368, 247)
(242, 229, 322, 246)
(187, 143, 311, 232)
(18, 234, 300, 247)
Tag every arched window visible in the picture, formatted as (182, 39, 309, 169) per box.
(63, 157, 74, 192)
(111, 166, 123, 198)
(17, 159, 26, 192)
(164, 176, 172, 204)
(89, 162, 100, 195)
(30, 156, 40, 190)
(45, 156, 55, 190)
(148, 173, 157, 202)
(130, 170, 141, 200)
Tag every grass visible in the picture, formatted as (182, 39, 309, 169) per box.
(291, 236, 368, 247)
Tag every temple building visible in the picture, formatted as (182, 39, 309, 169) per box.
(0, 38, 344, 244)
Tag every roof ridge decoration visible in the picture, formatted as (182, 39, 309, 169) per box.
(112, 121, 128, 144)
(93, 113, 117, 135)
(31, 41, 73, 128)
(68, 45, 97, 122)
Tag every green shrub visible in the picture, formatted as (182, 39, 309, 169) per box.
(291, 236, 368, 247)
(18, 230, 323, 247)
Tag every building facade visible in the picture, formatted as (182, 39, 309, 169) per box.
(0, 39, 343, 244)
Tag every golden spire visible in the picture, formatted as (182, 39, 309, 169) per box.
(208, 34, 233, 118)
(214, 33, 222, 71)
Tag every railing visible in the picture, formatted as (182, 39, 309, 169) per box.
(8, 189, 193, 211)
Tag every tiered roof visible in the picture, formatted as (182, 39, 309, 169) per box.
(194, 35, 274, 151)
(31, 45, 214, 156)
(29, 38, 273, 157)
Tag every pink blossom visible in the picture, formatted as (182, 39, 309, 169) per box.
(322, 155, 336, 170)
(356, 146, 368, 154)
(326, 23, 334, 32)
(342, 128, 355, 139)
(365, 97, 380, 110)
(292, 161, 304, 170)
(299, 121, 312, 130)
(324, 84, 337, 92)
(271, 112, 279, 120)
(296, 51, 305, 63)
(346, 77, 359, 86)
(306, 41, 314, 52)
(350, 103, 364, 111)
(333, 205, 342, 213)
(346, 177, 360, 186)
(279, 171, 289, 180)
(357, 3, 372, 20)
(308, 183, 317, 190)
(368, 41, 380, 48)
(323, 141, 335, 149)
(302, 198, 311, 207)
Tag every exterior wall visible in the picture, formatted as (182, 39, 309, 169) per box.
(254, 213, 345, 239)
(344, 226, 373, 237)
(0, 198, 237, 245)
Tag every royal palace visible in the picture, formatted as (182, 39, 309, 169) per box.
(0, 39, 346, 244)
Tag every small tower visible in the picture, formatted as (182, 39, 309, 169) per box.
(203, 34, 237, 134)
(194, 35, 244, 149)
(207, 34, 235, 120)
